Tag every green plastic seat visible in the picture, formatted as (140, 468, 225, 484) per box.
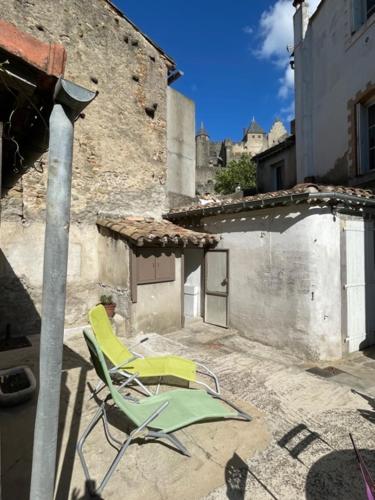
(77, 328, 251, 495)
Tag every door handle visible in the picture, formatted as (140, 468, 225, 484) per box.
(221, 278, 228, 286)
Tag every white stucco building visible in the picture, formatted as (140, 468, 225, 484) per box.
(167, 184, 375, 360)
(294, 0, 375, 187)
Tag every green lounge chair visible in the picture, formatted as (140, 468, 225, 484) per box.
(77, 329, 251, 494)
(89, 305, 220, 396)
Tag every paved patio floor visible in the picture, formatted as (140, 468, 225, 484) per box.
(1, 322, 375, 499)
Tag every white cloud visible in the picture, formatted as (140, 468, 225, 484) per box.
(243, 25, 254, 35)
(278, 65, 294, 99)
(256, 0, 322, 99)
(280, 101, 295, 123)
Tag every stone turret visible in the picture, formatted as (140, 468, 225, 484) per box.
(196, 122, 210, 170)
(241, 118, 268, 156)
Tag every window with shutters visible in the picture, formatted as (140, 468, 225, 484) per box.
(356, 100, 375, 173)
(136, 248, 175, 285)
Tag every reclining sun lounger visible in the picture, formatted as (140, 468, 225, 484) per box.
(89, 305, 220, 395)
(77, 329, 251, 495)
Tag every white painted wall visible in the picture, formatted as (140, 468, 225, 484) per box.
(294, 0, 375, 183)
(201, 205, 343, 360)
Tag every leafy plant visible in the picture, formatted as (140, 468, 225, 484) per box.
(214, 155, 256, 195)
(100, 294, 113, 305)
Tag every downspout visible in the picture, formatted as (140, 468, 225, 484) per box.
(30, 78, 96, 500)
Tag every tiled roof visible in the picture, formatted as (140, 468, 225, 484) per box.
(165, 183, 375, 220)
(97, 217, 219, 247)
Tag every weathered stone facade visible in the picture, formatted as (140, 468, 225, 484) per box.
(0, 0, 178, 333)
(1, 0, 174, 221)
(195, 118, 287, 194)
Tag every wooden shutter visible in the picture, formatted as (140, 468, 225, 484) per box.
(137, 249, 156, 284)
(136, 248, 175, 284)
(357, 103, 369, 173)
(156, 251, 175, 281)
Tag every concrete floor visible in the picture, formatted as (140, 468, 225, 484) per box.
(1, 322, 375, 499)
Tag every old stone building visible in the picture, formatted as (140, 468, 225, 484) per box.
(196, 118, 288, 194)
(0, 0, 197, 336)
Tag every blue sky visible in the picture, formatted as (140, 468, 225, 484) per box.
(115, 1, 320, 142)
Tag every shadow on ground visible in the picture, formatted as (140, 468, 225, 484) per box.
(305, 449, 375, 499)
(352, 389, 375, 425)
(0, 339, 92, 500)
(0, 250, 41, 337)
(224, 453, 278, 500)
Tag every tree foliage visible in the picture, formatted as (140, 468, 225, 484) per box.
(214, 155, 256, 195)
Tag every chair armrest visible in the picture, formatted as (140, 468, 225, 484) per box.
(109, 355, 139, 373)
(128, 338, 149, 359)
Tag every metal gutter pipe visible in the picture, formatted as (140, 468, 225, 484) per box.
(30, 78, 96, 500)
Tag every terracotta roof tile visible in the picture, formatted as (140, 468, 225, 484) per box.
(97, 217, 219, 247)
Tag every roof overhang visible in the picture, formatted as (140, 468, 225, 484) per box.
(0, 20, 66, 81)
(165, 185, 375, 222)
(97, 217, 219, 248)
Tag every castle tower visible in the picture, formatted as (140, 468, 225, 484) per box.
(268, 118, 288, 147)
(242, 117, 268, 156)
(196, 122, 210, 169)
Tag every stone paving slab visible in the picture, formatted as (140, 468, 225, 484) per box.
(1, 324, 375, 499)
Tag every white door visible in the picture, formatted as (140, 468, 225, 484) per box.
(345, 219, 375, 352)
(204, 250, 229, 328)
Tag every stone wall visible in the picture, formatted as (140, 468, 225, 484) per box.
(0, 0, 175, 332)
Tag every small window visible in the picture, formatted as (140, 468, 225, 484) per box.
(357, 101, 375, 173)
(352, 0, 375, 32)
(136, 248, 175, 285)
(271, 160, 284, 190)
(368, 0, 375, 19)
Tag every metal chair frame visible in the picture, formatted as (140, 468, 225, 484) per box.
(78, 375, 250, 495)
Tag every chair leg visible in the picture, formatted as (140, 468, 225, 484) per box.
(147, 430, 191, 457)
(97, 435, 134, 494)
(213, 394, 252, 421)
(77, 405, 134, 495)
(77, 406, 104, 481)
(196, 362, 221, 395)
(164, 432, 191, 457)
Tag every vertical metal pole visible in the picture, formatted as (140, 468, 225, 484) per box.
(0, 121, 3, 201)
(29, 103, 74, 500)
(29, 78, 95, 500)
